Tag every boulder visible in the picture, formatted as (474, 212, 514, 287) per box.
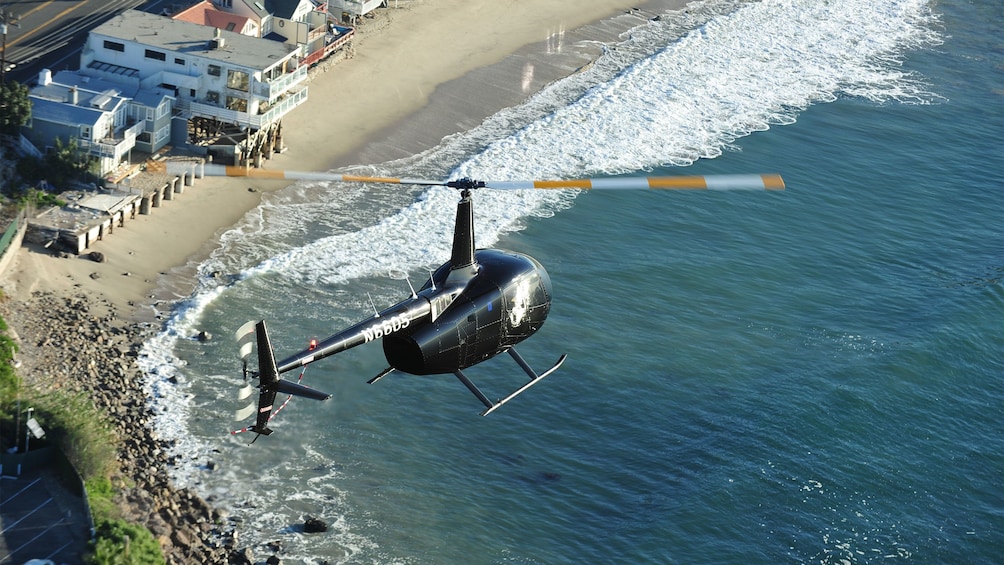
(303, 516, 328, 533)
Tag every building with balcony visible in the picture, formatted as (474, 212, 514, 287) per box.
(264, 0, 353, 67)
(81, 10, 309, 164)
(330, 0, 385, 23)
(25, 69, 171, 175)
(210, 0, 273, 37)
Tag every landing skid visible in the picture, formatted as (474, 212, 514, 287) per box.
(369, 348, 566, 416)
(458, 348, 567, 416)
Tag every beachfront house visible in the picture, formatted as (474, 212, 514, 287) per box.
(81, 10, 308, 164)
(264, 0, 353, 67)
(173, 1, 261, 37)
(24, 70, 157, 176)
(210, 0, 274, 37)
(329, 0, 385, 23)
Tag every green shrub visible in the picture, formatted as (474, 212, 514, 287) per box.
(85, 475, 118, 523)
(87, 518, 165, 565)
(0, 328, 18, 451)
(16, 187, 67, 209)
(29, 391, 118, 480)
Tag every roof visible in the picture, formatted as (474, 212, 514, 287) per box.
(174, 1, 253, 34)
(49, 70, 139, 98)
(131, 89, 174, 108)
(29, 97, 105, 128)
(237, 0, 271, 20)
(265, 0, 305, 20)
(30, 75, 129, 126)
(78, 193, 142, 214)
(90, 10, 297, 71)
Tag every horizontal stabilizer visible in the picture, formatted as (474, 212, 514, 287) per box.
(276, 379, 332, 401)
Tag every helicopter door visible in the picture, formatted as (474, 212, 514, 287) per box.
(457, 308, 478, 364)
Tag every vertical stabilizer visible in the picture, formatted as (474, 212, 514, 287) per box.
(253, 320, 279, 435)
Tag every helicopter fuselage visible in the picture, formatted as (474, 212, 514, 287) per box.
(384, 248, 553, 375)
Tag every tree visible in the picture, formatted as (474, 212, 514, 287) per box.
(15, 136, 96, 189)
(0, 81, 31, 135)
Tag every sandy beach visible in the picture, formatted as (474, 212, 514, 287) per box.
(3, 0, 659, 317)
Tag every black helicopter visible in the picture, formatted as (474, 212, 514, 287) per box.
(205, 166, 784, 440)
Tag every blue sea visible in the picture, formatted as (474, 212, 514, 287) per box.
(137, 0, 1003, 563)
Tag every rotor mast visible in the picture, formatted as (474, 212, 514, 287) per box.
(444, 179, 485, 283)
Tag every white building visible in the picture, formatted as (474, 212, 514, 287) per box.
(81, 10, 308, 141)
(330, 0, 386, 22)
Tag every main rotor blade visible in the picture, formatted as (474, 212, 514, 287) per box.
(180, 164, 783, 191)
(483, 174, 784, 191)
(185, 164, 447, 187)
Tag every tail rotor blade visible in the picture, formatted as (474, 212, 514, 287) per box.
(238, 341, 253, 363)
(234, 402, 256, 422)
(237, 384, 254, 401)
(235, 320, 256, 341)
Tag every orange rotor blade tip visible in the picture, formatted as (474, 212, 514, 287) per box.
(763, 174, 786, 190)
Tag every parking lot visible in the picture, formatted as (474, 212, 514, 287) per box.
(0, 467, 90, 564)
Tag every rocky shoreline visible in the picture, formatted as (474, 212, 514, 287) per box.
(0, 290, 254, 564)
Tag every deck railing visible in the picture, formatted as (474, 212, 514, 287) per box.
(178, 86, 309, 129)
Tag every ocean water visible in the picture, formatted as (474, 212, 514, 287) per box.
(137, 0, 1004, 563)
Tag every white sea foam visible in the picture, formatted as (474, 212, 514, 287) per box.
(137, 0, 944, 559)
(454, 0, 942, 180)
(238, 185, 572, 287)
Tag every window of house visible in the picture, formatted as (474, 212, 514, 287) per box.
(226, 96, 247, 113)
(208, 65, 222, 77)
(206, 91, 220, 104)
(175, 57, 185, 66)
(103, 40, 125, 53)
(81, 126, 91, 139)
(145, 49, 166, 61)
(226, 70, 249, 92)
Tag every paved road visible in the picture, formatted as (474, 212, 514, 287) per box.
(0, 467, 91, 564)
(2, 0, 176, 86)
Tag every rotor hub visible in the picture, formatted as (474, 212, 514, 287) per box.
(446, 178, 486, 191)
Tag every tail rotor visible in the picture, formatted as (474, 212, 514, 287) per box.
(231, 320, 332, 442)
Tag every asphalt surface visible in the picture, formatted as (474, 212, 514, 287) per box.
(2, 0, 175, 86)
(0, 466, 91, 564)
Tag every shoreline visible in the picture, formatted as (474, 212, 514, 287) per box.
(0, 0, 680, 561)
(3, 0, 665, 321)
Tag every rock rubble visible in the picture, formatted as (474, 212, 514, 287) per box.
(0, 290, 256, 564)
